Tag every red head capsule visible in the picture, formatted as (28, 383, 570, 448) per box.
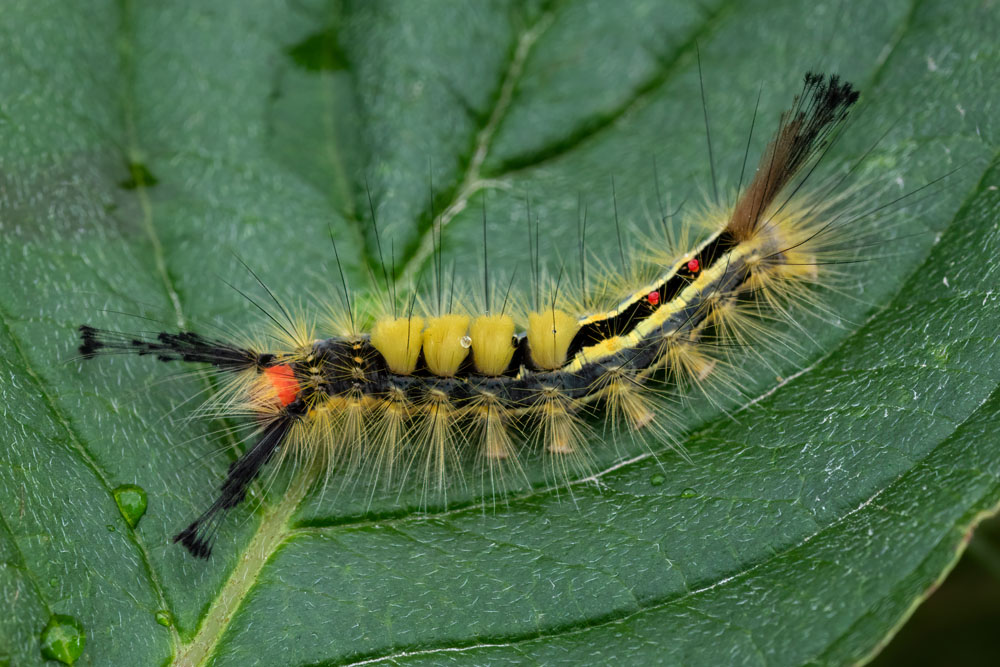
(687, 258, 700, 273)
(263, 364, 300, 406)
(647, 291, 660, 305)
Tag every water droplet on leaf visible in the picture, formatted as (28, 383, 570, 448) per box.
(154, 610, 173, 627)
(650, 474, 665, 486)
(113, 484, 147, 528)
(40, 615, 85, 665)
(680, 487, 698, 498)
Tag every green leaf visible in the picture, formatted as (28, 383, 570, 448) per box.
(1, 1, 998, 665)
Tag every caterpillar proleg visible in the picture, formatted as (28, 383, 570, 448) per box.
(80, 72, 861, 559)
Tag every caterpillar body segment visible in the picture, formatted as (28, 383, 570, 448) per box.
(78, 72, 860, 558)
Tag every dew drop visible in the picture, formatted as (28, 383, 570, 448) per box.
(649, 474, 665, 486)
(40, 614, 85, 665)
(460, 335, 472, 349)
(113, 484, 147, 528)
(105, 524, 116, 532)
(154, 610, 173, 628)
(680, 487, 698, 498)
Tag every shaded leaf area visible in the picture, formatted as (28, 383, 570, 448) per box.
(872, 514, 1000, 666)
(0, 0, 997, 666)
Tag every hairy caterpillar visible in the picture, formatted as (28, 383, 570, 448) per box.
(79, 72, 860, 559)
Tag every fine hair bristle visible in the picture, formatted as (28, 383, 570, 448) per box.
(78, 324, 104, 358)
(171, 415, 296, 558)
(726, 72, 859, 241)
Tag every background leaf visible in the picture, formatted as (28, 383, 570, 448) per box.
(1, 0, 998, 665)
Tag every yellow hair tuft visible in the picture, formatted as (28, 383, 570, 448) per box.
(370, 315, 424, 375)
(470, 314, 516, 376)
(421, 314, 471, 376)
(526, 309, 579, 370)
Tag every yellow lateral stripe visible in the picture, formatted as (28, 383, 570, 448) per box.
(563, 243, 751, 373)
(575, 231, 721, 326)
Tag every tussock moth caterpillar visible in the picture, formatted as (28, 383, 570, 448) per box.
(79, 72, 863, 559)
